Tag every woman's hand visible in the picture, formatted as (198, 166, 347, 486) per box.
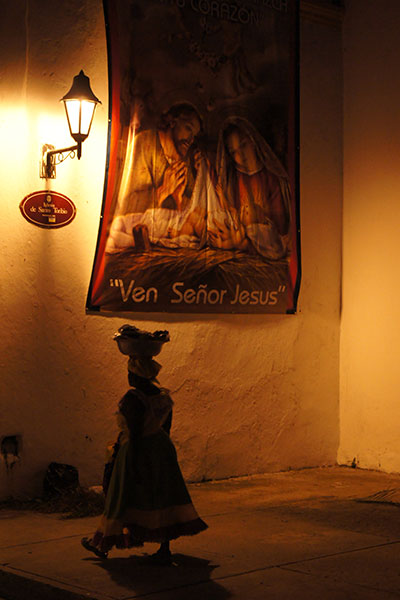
(208, 212, 248, 250)
(208, 218, 236, 249)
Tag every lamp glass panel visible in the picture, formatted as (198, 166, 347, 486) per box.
(80, 101, 96, 136)
(64, 100, 81, 135)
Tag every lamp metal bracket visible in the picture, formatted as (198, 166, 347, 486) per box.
(40, 143, 80, 179)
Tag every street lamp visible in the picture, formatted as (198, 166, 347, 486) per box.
(41, 70, 101, 179)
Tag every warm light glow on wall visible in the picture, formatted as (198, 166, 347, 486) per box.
(37, 112, 69, 150)
(0, 107, 29, 166)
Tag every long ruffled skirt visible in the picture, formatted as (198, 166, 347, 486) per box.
(91, 430, 207, 553)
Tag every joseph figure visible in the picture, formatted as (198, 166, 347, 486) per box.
(117, 102, 204, 216)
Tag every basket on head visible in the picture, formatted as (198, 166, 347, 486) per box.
(114, 324, 170, 357)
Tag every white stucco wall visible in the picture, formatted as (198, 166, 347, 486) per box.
(339, 0, 400, 472)
(0, 1, 342, 498)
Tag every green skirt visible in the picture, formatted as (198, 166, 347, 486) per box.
(92, 430, 207, 552)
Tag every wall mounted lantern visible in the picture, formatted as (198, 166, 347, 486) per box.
(40, 70, 101, 179)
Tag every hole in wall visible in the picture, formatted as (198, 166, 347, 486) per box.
(1, 435, 22, 471)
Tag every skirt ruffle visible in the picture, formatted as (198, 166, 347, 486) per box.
(92, 515, 208, 553)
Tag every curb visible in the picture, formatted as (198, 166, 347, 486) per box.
(0, 568, 96, 600)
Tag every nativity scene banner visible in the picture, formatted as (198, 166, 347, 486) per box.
(87, 0, 300, 314)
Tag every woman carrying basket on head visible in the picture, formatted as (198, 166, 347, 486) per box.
(81, 325, 207, 565)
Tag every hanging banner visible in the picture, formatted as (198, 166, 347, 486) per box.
(87, 0, 300, 314)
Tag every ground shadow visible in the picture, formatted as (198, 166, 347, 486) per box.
(270, 498, 400, 539)
(84, 552, 232, 599)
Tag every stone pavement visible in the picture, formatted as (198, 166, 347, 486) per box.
(1, 466, 400, 599)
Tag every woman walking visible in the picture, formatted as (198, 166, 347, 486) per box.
(81, 325, 207, 564)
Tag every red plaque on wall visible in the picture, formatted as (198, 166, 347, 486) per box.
(19, 191, 76, 228)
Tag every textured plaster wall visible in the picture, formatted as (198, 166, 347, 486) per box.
(339, 0, 400, 472)
(0, 1, 342, 498)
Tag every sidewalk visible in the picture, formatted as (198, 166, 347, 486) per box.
(1, 466, 400, 599)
